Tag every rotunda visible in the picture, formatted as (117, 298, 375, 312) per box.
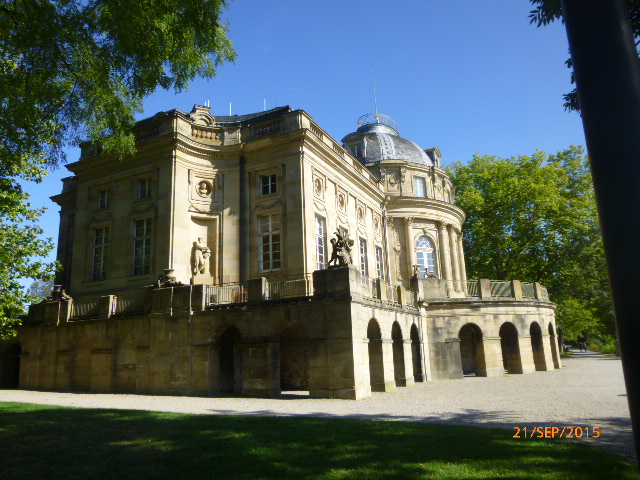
(342, 113, 467, 296)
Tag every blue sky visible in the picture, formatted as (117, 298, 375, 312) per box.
(26, 1, 587, 269)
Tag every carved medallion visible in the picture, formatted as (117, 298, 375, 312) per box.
(197, 180, 213, 198)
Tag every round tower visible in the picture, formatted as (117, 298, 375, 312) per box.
(342, 113, 467, 295)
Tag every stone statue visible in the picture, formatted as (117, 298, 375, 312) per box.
(327, 231, 354, 266)
(191, 237, 211, 275)
(42, 285, 72, 302)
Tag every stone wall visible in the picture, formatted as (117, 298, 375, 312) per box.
(424, 299, 560, 380)
(17, 268, 560, 399)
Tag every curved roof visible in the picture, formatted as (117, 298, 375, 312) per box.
(341, 114, 434, 167)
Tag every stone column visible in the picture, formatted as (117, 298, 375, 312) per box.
(517, 335, 537, 374)
(448, 225, 461, 291)
(540, 334, 556, 371)
(481, 337, 506, 377)
(402, 339, 416, 387)
(381, 339, 397, 391)
(404, 217, 416, 278)
(457, 231, 468, 287)
(437, 221, 453, 291)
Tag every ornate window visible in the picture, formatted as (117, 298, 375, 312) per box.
(92, 227, 109, 281)
(375, 246, 384, 279)
(359, 238, 368, 278)
(138, 179, 151, 199)
(315, 216, 326, 270)
(413, 177, 427, 198)
(98, 189, 110, 208)
(260, 174, 277, 195)
(258, 214, 281, 272)
(133, 218, 152, 275)
(416, 236, 437, 277)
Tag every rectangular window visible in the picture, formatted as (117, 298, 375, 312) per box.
(92, 227, 109, 281)
(133, 218, 152, 276)
(98, 189, 110, 208)
(350, 144, 362, 158)
(261, 174, 277, 195)
(375, 246, 384, 279)
(359, 238, 368, 278)
(413, 177, 427, 198)
(259, 214, 281, 272)
(315, 216, 326, 270)
(137, 179, 151, 199)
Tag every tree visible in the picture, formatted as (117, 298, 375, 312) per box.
(529, 0, 640, 111)
(27, 278, 56, 304)
(448, 146, 615, 342)
(0, 0, 236, 339)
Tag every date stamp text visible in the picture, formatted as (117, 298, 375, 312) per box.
(513, 426, 601, 439)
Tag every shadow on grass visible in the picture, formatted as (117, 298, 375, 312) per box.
(202, 406, 635, 460)
(0, 403, 637, 480)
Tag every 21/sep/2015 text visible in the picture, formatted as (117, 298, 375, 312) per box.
(513, 426, 601, 439)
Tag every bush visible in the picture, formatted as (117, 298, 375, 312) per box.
(588, 337, 618, 356)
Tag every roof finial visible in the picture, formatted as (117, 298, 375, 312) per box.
(372, 71, 379, 121)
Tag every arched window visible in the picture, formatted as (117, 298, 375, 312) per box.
(416, 236, 437, 277)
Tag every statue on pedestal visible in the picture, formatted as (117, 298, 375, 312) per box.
(191, 237, 211, 276)
(328, 231, 354, 266)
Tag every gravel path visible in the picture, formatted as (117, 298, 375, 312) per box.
(0, 350, 634, 459)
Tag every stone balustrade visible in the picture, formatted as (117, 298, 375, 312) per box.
(25, 272, 550, 326)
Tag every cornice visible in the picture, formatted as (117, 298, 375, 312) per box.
(423, 298, 557, 310)
(67, 134, 174, 175)
(386, 197, 466, 223)
(302, 131, 385, 201)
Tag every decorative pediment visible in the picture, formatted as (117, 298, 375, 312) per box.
(189, 104, 216, 127)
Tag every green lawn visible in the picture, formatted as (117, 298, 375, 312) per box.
(0, 402, 636, 479)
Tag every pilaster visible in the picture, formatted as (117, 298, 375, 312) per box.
(448, 225, 461, 289)
(437, 221, 453, 288)
(457, 231, 468, 288)
(404, 217, 416, 279)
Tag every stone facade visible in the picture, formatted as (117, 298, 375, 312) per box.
(9, 105, 561, 398)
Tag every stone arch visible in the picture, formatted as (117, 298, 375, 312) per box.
(391, 322, 406, 386)
(0, 341, 21, 388)
(530, 322, 547, 371)
(459, 323, 487, 376)
(548, 322, 560, 369)
(410, 324, 424, 382)
(367, 319, 385, 392)
(279, 322, 310, 391)
(219, 326, 242, 393)
(499, 322, 523, 374)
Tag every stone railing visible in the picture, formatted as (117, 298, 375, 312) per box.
(112, 289, 148, 316)
(206, 284, 246, 305)
(460, 278, 549, 301)
(266, 274, 313, 299)
(26, 267, 423, 326)
(246, 119, 283, 141)
(190, 124, 223, 143)
(417, 278, 551, 302)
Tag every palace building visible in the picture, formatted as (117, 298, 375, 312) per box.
(11, 104, 561, 398)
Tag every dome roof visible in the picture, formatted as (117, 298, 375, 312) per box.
(341, 113, 434, 166)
